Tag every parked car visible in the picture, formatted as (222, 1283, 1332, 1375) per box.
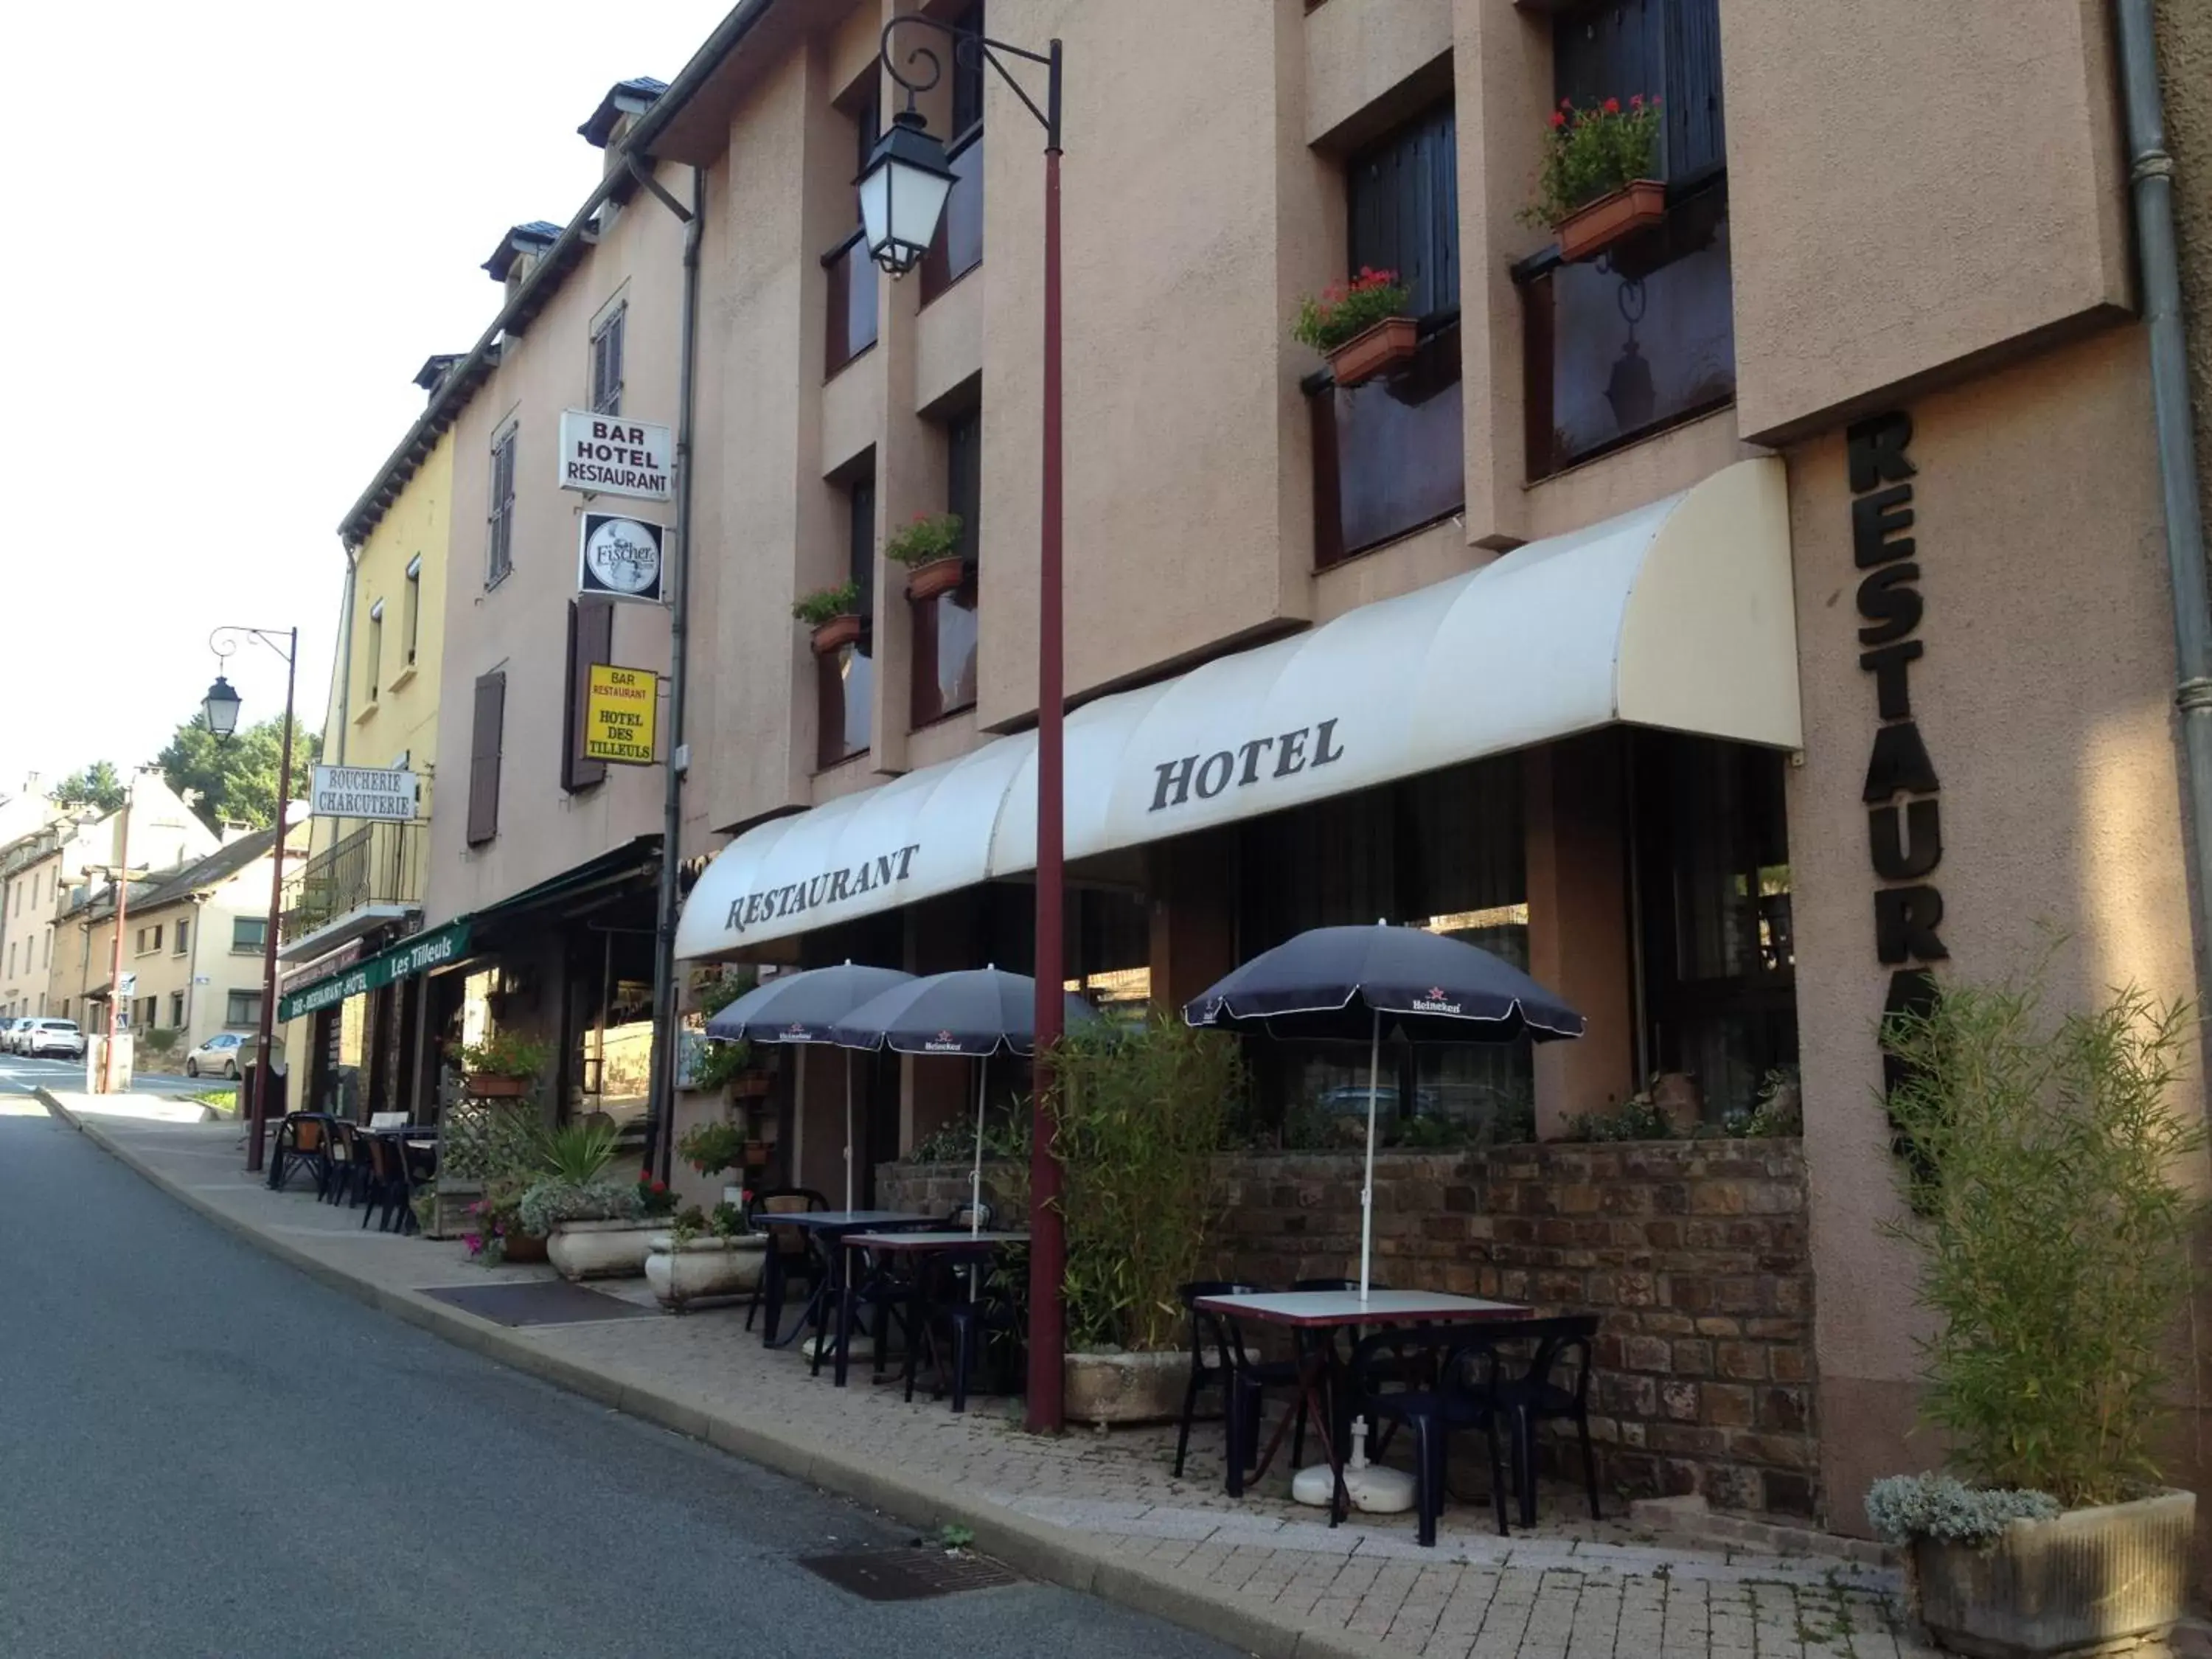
(0, 1018, 31, 1054)
(21, 1019, 86, 1060)
(183, 1032, 248, 1079)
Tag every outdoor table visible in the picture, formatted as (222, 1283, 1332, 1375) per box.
(755, 1211, 933, 1358)
(1193, 1289, 1529, 1522)
(834, 1230, 1030, 1391)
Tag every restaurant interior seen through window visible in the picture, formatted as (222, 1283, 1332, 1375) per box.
(1310, 97, 1464, 567)
(1519, 0, 1735, 480)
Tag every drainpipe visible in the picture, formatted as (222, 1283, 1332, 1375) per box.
(641, 162, 705, 1184)
(334, 548, 358, 768)
(2115, 0, 2212, 1012)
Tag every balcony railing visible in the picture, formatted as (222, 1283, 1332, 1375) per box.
(1309, 319, 1465, 567)
(823, 228, 879, 378)
(279, 821, 425, 945)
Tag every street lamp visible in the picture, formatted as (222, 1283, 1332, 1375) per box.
(204, 626, 300, 1175)
(864, 14, 1068, 1433)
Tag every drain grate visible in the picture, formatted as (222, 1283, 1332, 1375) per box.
(419, 1281, 658, 1326)
(799, 1548, 1019, 1601)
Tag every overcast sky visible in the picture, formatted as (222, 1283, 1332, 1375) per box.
(1, 1, 733, 797)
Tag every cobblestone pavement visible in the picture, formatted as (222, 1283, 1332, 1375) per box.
(59, 1103, 1938, 1659)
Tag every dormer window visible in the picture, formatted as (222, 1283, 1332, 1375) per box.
(482, 222, 562, 292)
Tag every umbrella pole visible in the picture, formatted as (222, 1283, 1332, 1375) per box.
(1360, 1009, 1380, 1302)
(971, 1055, 989, 1237)
(843, 1052, 855, 1214)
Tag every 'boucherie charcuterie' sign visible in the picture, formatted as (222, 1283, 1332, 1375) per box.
(557, 409, 672, 500)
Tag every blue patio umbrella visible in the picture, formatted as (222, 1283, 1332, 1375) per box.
(1184, 922, 1585, 1298)
(831, 967, 1100, 1233)
(705, 961, 914, 1209)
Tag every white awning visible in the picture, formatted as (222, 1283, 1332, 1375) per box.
(677, 457, 1798, 959)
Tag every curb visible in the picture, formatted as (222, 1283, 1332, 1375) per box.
(43, 1089, 1392, 1659)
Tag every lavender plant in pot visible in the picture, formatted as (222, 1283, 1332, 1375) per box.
(1868, 962, 2202, 1657)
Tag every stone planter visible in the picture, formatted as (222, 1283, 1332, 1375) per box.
(644, 1234, 768, 1311)
(1063, 1349, 1188, 1429)
(546, 1217, 664, 1281)
(1911, 1489, 2194, 1658)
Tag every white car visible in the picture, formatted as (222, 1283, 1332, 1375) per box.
(21, 1018, 85, 1060)
(183, 1032, 250, 1079)
(0, 1018, 31, 1054)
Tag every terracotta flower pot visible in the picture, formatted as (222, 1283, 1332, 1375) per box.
(1554, 178, 1667, 263)
(501, 1230, 549, 1265)
(810, 613, 862, 655)
(465, 1072, 529, 1099)
(1325, 316, 1419, 389)
(902, 556, 967, 602)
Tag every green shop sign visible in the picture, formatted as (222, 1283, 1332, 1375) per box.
(279, 920, 472, 1022)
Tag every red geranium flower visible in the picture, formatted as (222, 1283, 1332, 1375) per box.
(1603, 97, 1621, 114)
(1548, 110, 1566, 129)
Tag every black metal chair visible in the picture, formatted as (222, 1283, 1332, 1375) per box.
(1347, 1324, 1514, 1546)
(913, 1243, 1026, 1411)
(267, 1114, 333, 1195)
(1488, 1314, 1603, 1526)
(744, 1187, 828, 1340)
(322, 1121, 364, 1208)
(1171, 1281, 1308, 1483)
(357, 1133, 408, 1232)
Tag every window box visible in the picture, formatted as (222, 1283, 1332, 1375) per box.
(902, 554, 967, 602)
(1555, 178, 1667, 264)
(810, 613, 863, 656)
(1327, 316, 1420, 389)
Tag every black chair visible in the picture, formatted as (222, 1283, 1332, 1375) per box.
(358, 1134, 408, 1232)
(1171, 1281, 1312, 1485)
(942, 1199, 995, 1231)
(1489, 1314, 1603, 1526)
(267, 1114, 332, 1195)
(914, 1245, 1026, 1411)
(322, 1121, 364, 1208)
(1347, 1324, 1514, 1547)
(744, 1187, 828, 1340)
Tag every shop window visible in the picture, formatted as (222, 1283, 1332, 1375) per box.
(818, 473, 875, 767)
(912, 408, 981, 726)
(1632, 731, 1795, 1121)
(226, 990, 263, 1027)
(561, 596, 614, 793)
(824, 75, 881, 376)
(1238, 756, 1532, 1141)
(1310, 100, 1463, 566)
(920, 1, 985, 303)
(1519, 0, 1733, 481)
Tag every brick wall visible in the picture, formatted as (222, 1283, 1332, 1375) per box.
(877, 1137, 1818, 1520)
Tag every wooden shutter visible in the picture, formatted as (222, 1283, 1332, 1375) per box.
(1663, 0, 1725, 180)
(562, 597, 614, 793)
(1346, 101, 1458, 317)
(1553, 0, 1721, 181)
(467, 670, 505, 846)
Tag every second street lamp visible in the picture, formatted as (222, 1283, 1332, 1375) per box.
(201, 674, 242, 740)
(863, 13, 1068, 1434)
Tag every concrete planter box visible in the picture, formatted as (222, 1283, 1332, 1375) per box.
(1912, 1489, 2194, 1657)
(1063, 1349, 1186, 1429)
(546, 1217, 663, 1281)
(644, 1234, 768, 1310)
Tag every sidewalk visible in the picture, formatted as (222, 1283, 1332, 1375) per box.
(46, 1091, 1933, 1659)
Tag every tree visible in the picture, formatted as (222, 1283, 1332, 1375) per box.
(158, 714, 320, 832)
(52, 761, 127, 815)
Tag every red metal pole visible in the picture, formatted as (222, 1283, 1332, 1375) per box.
(246, 631, 297, 1173)
(1026, 115, 1067, 1433)
(100, 785, 133, 1094)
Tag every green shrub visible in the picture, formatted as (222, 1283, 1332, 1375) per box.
(1290, 268, 1411, 355)
(884, 512, 964, 568)
(689, 1038, 753, 1093)
(517, 1176, 641, 1237)
(1523, 94, 1662, 227)
(1865, 1473, 2059, 1546)
(1562, 1095, 1677, 1142)
(1045, 1012, 1242, 1352)
(1881, 963, 2204, 1507)
(792, 582, 861, 627)
(678, 1119, 748, 1176)
(541, 1120, 622, 1187)
(455, 1029, 550, 1079)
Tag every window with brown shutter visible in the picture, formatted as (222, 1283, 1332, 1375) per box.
(562, 597, 615, 793)
(467, 670, 506, 846)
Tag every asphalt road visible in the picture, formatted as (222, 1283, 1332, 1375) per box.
(0, 1055, 232, 1099)
(0, 1110, 1241, 1659)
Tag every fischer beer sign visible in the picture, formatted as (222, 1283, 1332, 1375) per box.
(557, 409, 672, 500)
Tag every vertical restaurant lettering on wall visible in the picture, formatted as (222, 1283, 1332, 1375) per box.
(1848, 411, 1945, 1095)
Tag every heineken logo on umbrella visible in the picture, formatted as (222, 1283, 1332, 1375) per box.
(923, 1030, 962, 1053)
(1410, 987, 1463, 1014)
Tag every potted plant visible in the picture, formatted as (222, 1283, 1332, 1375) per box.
(517, 1122, 668, 1280)
(793, 581, 863, 655)
(1868, 964, 2202, 1657)
(1043, 1011, 1242, 1427)
(1524, 94, 1665, 263)
(454, 1030, 550, 1099)
(1290, 267, 1416, 389)
(884, 512, 967, 602)
(645, 1200, 766, 1312)
(678, 1119, 750, 1208)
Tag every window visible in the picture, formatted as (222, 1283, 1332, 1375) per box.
(1347, 100, 1459, 318)
(135, 923, 162, 955)
(825, 75, 882, 375)
(137, 995, 157, 1029)
(41, 931, 49, 968)
(467, 670, 507, 845)
(366, 599, 384, 704)
(912, 408, 981, 725)
(1520, 0, 1733, 479)
(226, 990, 262, 1027)
(173, 917, 189, 956)
(921, 1, 986, 302)
(562, 597, 615, 793)
(5, 942, 13, 976)
(818, 473, 876, 767)
(232, 916, 267, 953)
(591, 304, 625, 415)
(403, 555, 422, 667)
(487, 425, 518, 586)
(169, 991, 185, 1027)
